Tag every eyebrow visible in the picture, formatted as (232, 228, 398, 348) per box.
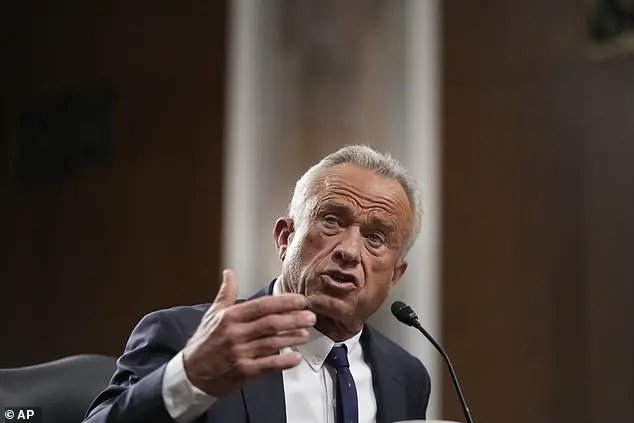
(318, 202, 352, 216)
(368, 217, 397, 235)
(318, 202, 397, 234)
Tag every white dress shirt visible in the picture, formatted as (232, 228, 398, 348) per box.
(162, 280, 377, 423)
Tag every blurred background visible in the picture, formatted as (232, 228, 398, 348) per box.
(1, 1, 633, 422)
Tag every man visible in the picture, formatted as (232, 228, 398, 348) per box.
(84, 145, 431, 423)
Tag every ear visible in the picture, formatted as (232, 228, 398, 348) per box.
(273, 217, 295, 261)
(389, 259, 408, 288)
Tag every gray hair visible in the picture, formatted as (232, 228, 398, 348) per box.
(287, 144, 423, 257)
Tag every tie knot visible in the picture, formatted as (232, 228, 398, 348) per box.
(326, 345, 350, 370)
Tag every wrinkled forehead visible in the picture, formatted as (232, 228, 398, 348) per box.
(310, 164, 413, 225)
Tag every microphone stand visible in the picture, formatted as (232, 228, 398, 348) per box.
(411, 320, 474, 423)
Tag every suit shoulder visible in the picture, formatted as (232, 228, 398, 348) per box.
(134, 303, 211, 338)
(131, 291, 264, 342)
(367, 326, 426, 367)
(154, 303, 212, 320)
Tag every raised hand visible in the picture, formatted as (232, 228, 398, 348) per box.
(182, 269, 314, 396)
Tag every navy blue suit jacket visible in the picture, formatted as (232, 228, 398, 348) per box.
(83, 281, 431, 423)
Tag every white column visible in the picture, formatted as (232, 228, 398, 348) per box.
(223, 0, 278, 295)
(370, 0, 443, 419)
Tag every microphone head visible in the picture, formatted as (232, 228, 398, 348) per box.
(390, 300, 407, 316)
(390, 300, 419, 326)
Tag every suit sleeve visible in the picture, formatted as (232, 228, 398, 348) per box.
(83, 309, 192, 423)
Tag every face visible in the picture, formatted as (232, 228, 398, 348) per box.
(274, 164, 412, 339)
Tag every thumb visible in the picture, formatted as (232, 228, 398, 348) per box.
(212, 269, 239, 310)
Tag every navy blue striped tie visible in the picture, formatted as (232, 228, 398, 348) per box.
(326, 345, 358, 423)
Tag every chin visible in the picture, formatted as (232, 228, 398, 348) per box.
(307, 291, 356, 317)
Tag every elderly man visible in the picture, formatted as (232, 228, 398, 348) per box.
(84, 145, 431, 423)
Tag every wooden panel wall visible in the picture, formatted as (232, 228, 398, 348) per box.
(442, 2, 634, 422)
(0, 1, 227, 366)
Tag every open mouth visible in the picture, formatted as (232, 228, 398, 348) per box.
(324, 270, 357, 285)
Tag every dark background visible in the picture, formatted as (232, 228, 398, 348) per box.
(1, 0, 227, 366)
(442, 1, 634, 422)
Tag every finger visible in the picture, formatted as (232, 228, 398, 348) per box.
(228, 294, 308, 322)
(230, 310, 315, 343)
(210, 269, 239, 312)
(242, 329, 310, 358)
(241, 352, 303, 378)
(241, 310, 315, 340)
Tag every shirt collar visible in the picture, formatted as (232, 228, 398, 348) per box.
(272, 278, 363, 372)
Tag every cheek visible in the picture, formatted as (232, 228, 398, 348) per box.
(287, 227, 329, 266)
(361, 257, 397, 293)
(303, 227, 334, 256)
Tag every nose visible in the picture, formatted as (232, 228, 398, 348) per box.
(332, 226, 362, 267)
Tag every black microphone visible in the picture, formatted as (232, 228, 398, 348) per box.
(391, 300, 474, 423)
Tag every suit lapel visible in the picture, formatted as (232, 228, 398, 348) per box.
(240, 281, 287, 423)
(361, 327, 407, 423)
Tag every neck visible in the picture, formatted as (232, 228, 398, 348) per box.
(315, 315, 363, 342)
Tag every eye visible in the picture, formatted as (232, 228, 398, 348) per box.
(367, 231, 386, 245)
(323, 214, 340, 227)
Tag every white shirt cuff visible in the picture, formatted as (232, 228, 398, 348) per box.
(162, 350, 217, 423)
